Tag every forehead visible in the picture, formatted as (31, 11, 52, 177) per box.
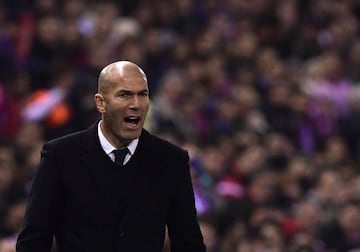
(106, 65, 148, 90)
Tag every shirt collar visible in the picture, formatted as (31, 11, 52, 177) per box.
(98, 120, 138, 155)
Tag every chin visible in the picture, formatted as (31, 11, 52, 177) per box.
(122, 130, 142, 140)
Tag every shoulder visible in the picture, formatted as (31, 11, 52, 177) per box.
(47, 130, 85, 146)
(44, 121, 98, 152)
(140, 130, 190, 179)
(44, 130, 86, 153)
(140, 130, 188, 160)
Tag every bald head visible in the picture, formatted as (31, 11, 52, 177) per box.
(98, 61, 147, 94)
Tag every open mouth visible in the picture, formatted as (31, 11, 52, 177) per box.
(124, 116, 140, 127)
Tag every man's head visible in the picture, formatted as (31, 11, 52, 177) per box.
(95, 61, 149, 148)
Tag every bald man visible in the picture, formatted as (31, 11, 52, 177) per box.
(16, 61, 206, 252)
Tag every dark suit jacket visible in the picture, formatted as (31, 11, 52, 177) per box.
(16, 122, 206, 252)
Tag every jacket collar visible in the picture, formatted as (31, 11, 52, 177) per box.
(81, 119, 154, 155)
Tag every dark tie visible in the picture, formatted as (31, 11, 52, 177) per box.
(112, 148, 129, 166)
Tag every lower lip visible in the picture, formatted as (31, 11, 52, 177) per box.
(124, 121, 140, 129)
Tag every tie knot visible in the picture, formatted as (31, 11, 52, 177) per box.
(112, 148, 129, 166)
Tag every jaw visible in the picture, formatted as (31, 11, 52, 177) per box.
(119, 127, 142, 144)
(101, 119, 142, 148)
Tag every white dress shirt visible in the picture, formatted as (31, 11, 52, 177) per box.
(97, 121, 138, 165)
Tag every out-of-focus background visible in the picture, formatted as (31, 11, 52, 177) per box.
(1, 0, 360, 251)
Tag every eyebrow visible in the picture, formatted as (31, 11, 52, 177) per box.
(117, 89, 149, 94)
(117, 88, 149, 93)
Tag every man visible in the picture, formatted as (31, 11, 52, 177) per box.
(16, 61, 206, 252)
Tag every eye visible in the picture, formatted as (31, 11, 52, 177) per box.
(118, 91, 132, 98)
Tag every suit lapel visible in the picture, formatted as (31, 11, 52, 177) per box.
(80, 122, 120, 217)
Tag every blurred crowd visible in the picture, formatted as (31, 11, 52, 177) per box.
(1, 0, 360, 251)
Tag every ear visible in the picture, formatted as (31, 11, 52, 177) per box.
(94, 93, 106, 113)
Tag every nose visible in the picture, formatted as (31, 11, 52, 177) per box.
(129, 95, 140, 110)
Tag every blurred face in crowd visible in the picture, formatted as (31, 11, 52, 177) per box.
(338, 203, 360, 233)
(95, 61, 149, 148)
(295, 201, 320, 231)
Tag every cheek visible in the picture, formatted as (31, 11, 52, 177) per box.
(110, 110, 125, 124)
(104, 109, 123, 127)
(142, 101, 150, 112)
(106, 102, 125, 116)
